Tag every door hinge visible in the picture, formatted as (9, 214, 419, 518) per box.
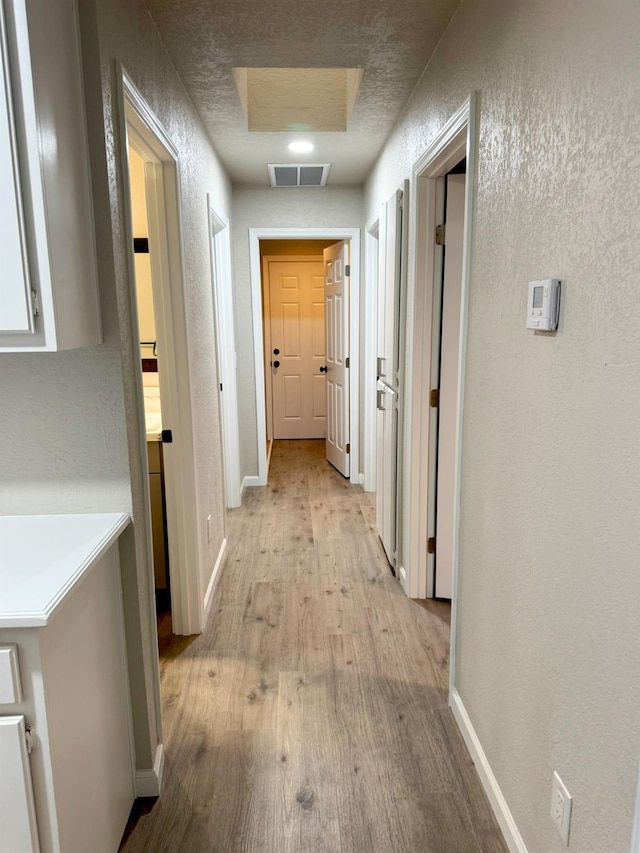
(220, 383, 223, 392)
(430, 388, 440, 408)
(161, 429, 173, 443)
(427, 537, 436, 555)
(31, 289, 40, 318)
(345, 356, 350, 369)
(25, 724, 36, 754)
(346, 443, 350, 454)
(345, 264, 350, 277)
(435, 224, 445, 246)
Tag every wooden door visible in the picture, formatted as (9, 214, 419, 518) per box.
(324, 241, 350, 477)
(269, 260, 326, 439)
(435, 172, 466, 599)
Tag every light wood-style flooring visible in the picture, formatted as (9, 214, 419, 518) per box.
(120, 440, 506, 852)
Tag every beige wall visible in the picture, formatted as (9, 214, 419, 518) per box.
(0, 0, 231, 771)
(83, 0, 231, 769)
(365, 0, 640, 850)
(232, 187, 364, 478)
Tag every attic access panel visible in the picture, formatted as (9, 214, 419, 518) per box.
(268, 164, 330, 187)
(233, 68, 363, 132)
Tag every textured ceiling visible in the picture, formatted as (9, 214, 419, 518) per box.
(144, 0, 461, 186)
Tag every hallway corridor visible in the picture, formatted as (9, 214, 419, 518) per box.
(120, 441, 506, 852)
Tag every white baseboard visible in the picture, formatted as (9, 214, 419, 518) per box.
(450, 688, 528, 853)
(135, 743, 164, 797)
(203, 537, 227, 617)
(632, 759, 640, 852)
(241, 475, 262, 494)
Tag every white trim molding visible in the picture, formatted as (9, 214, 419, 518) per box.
(363, 209, 383, 493)
(248, 227, 361, 486)
(405, 93, 477, 607)
(208, 201, 242, 508)
(450, 690, 528, 853)
(135, 743, 165, 797)
(203, 537, 227, 618)
(241, 475, 262, 495)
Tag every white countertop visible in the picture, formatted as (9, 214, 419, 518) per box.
(0, 513, 130, 628)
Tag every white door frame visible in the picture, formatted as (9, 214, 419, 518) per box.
(248, 227, 361, 486)
(207, 200, 241, 508)
(405, 94, 478, 697)
(119, 71, 203, 637)
(364, 210, 382, 493)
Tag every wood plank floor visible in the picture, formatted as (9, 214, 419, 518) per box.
(120, 440, 507, 853)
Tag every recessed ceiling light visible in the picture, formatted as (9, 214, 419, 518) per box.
(288, 140, 315, 154)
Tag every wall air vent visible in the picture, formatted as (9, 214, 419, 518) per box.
(268, 164, 330, 188)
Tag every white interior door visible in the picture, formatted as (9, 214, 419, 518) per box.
(0, 716, 40, 852)
(435, 172, 466, 599)
(376, 188, 404, 567)
(324, 241, 350, 477)
(269, 260, 326, 439)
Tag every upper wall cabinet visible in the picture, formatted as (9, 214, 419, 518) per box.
(0, 0, 100, 352)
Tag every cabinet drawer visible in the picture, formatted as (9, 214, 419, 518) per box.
(0, 645, 22, 704)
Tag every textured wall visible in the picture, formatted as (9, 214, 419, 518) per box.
(85, 0, 232, 764)
(0, 0, 231, 770)
(232, 187, 364, 478)
(365, 0, 640, 851)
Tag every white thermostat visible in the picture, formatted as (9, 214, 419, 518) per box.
(527, 279, 561, 331)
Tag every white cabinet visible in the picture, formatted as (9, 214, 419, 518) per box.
(0, 514, 135, 853)
(0, 0, 100, 351)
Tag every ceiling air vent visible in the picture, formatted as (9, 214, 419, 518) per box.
(268, 164, 330, 188)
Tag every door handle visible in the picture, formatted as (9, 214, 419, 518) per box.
(377, 389, 385, 411)
(319, 365, 327, 373)
(273, 360, 280, 368)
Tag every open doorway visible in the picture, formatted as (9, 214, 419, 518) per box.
(431, 159, 467, 600)
(249, 228, 361, 487)
(261, 241, 332, 466)
(121, 76, 205, 638)
(260, 239, 351, 478)
(127, 146, 171, 621)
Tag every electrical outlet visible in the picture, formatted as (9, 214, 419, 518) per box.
(551, 771, 572, 845)
(207, 514, 212, 543)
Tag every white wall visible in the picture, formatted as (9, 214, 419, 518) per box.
(232, 187, 364, 478)
(365, 1, 640, 851)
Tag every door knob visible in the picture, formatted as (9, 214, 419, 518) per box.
(273, 348, 280, 355)
(319, 365, 327, 373)
(273, 360, 280, 368)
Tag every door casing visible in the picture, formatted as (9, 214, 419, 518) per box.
(404, 93, 478, 701)
(118, 70, 207, 648)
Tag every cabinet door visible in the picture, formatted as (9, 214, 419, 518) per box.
(0, 716, 40, 852)
(0, 4, 33, 336)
